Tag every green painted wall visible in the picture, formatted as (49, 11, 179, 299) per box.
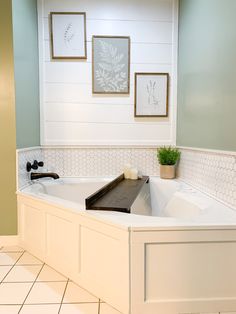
(177, 0, 236, 151)
(0, 0, 17, 235)
(12, 0, 40, 149)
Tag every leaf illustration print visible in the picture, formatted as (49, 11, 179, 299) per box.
(64, 23, 75, 49)
(95, 40, 127, 92)
(146, 80, 159, 105)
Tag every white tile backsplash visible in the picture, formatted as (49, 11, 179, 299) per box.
(17, 148, 43, 189)
(42, 147, 160, 178)
(178, 148, 236, 208)
(17, 146, 236, 209)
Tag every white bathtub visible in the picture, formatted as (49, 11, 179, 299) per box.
(17, 177, 236, 314)
(20, 176, 236, 227)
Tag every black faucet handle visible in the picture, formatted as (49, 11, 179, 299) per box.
(31, 160, 39, 170)
(26, 160, 44, 172)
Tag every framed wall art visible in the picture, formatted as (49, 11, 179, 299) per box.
(92, 36, 130, 94)
(50, 12, 87, 59)
(134, 73, 169, 117)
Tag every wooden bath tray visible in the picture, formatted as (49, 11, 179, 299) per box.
(85, 174, 149, 213)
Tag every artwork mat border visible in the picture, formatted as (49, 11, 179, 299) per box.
(50, 12, 87, 60)
(134, 72, 169, 117)
(92, 35, 131, 94)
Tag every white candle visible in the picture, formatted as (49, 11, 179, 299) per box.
(130, 168, 138, 180)
(124, 164, 131, 179)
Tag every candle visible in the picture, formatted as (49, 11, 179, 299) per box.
(130, 168, 138, 180)
(124, 164, 131, 179)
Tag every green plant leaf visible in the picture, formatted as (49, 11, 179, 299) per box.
(157, 146, 181, 165)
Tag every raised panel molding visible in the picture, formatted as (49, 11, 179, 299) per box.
(19, 203, 46, 260)
(131, 229, 236, 314)
(45, 213, 80, 277)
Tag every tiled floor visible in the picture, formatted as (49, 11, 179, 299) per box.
(0, 246, 121, 314)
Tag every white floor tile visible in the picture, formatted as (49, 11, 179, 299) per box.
(0, 246, 24, 253)
(3, 265, 42, 282)
(0, 253, 22, 266)
(60, 303, 99, 314)
(0, 282, 32, 304)
(20, 304, 61, 314)
(63, 282, 98, 304)
(36, 264, 67, 282)
(16, 252, 43, 265)
(0, 305, 21, 314)
(0, 266, 12, 281)
(25, 281, 67, 304)
(100, 303, 122, 314)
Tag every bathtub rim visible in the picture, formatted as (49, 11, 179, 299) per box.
(16, 176, 236, 231)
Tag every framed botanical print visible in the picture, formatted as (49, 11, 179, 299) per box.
(50, 12, 87, 59)
(134, 73, 169, 117)
(92, 36, 130, 94)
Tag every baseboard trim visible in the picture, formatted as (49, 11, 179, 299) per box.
(0, 235, 19, 247)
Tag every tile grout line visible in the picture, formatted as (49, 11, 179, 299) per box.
(58, 278, 69, 314)
(0, 251, 26, 284)
(1, 263, 44, 266)
(0, 249, 24, 253)
(98, 299, 101, 314)
(18, 263, 45, 313)
(0, 301, 99, 306)
(3, 280, 68, 284)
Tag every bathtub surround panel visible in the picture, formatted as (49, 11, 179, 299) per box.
(177, 0, 236, 151)
(17, 195, 130, 313)
(17, 146, 236, 212)
(17, 148, 43, 190)
(38, 0, 178, 145)
(178, 148, 236, 209)
(131, 229, 236, 314)
(0, 0, 17, 235)
(17, 178, 236, 314)
(43, 147, 160, 177)
(12, 0, 40, 149)
(17, 147, 160, 189)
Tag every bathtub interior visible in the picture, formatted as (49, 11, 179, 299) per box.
(149, 178, 215, 219)
(29, 178, 111, 205)
(23, 176, 230, 221)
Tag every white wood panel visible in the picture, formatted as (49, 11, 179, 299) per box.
(38, 0, 177, 146)
(45, 122, 171, 144)
(131, 229, 236, 314)
(44, 83, 173, 107)
(145, 242, 236, 300)
(44, 40, 172, 64)
(45, 62, 172, 84)
(44, 102, 171, 124)
(44, 82, 134, 104)
(43, 0, 173, 21)
(43, 17, 172, 43)
(46, 213, 79, 277)
(45, 83, 173, 105)
(80, 225, 129, 313)
(21, 204, 45, 259)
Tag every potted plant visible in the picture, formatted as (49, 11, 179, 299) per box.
(157, 146, 181, 179)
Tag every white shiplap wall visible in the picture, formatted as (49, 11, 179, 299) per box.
(38, 0, 178, 146)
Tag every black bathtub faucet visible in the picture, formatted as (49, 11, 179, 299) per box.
(30, 172, 60, 180)
(26, 160, 44, 172)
